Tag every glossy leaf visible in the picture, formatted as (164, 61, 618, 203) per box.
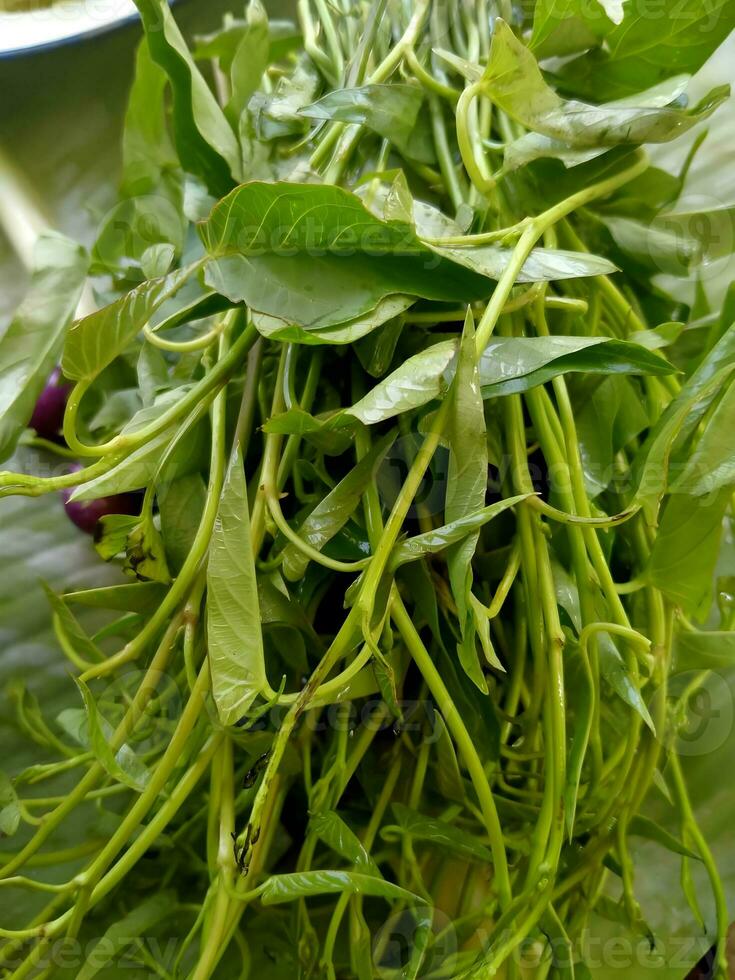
(132, 0, 241, 195)
(62, 267, 194, 382)
(260, 870, 421, 906)
(479, 335, 674, 397)
(484, 21, 729, 156)
(672, 629, 735, 673)
(390, 496, 529, 570)
(647, 490, 730, 616)
(282, 433, 393, 581)
(310, 810, 381, 876)
(557, 0, 735, 100)
(301, 84, 435, 163)
(200, 182, 494, 329)
(0, 232, 88, 461)
(344, 335, 673, 425)
(381, 803, 494, 864)
(445, 312, 489, 690)
(672, 378, 735, 495)
(207, 447, 267, 725)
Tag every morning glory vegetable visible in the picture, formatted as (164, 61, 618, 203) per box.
(0, 2, 733, 978)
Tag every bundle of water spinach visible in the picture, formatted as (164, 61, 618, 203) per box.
(1, 0, 735, 977)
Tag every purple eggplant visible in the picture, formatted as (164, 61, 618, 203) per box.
(30, 367, 72, 440)
(61, 464, 140, 535)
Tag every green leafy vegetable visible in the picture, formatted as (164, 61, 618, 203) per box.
(1, 5, 733, 980)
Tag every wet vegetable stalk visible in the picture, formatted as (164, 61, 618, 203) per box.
(0, 1, 734, 977)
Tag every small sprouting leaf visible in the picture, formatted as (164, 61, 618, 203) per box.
(0, 772, 21, 838)
(0, 232, 88, 461)
(310, 810, 381, 876)
(207, 446, 268, 725)
(74, 679, 151, 791)
(95, 513, 171, 585)
(77, 892, 177, 980)
(281, 433, 393, 581)
(628, 815, 700, 860)
(42, 583, 105, 665)
(124, 514, 172, 584)
(598, 634, 654, 730)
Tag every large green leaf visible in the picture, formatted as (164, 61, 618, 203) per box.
(484, 21, 729, 160)
(199, 181, 497, 330)
(557, 0, 735, 100)
(207, 446, 267, 725)
(300, 83, 435, 163)
(0, 232, 88, 461)
(530, 0, 613, 59)
(672, 629, 735, 673)
(62, 267, 195, 382)
(634, 323, 735, 518)
(344, 335, 673, 425)
(647, 490, 730, 616)
(132, 0, 241, 195)
(672, 378, 735, 495)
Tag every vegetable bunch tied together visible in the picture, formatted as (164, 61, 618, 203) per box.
(1, 0, 735, 977)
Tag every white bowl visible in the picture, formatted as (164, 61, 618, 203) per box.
(0, 0, 141, 57)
